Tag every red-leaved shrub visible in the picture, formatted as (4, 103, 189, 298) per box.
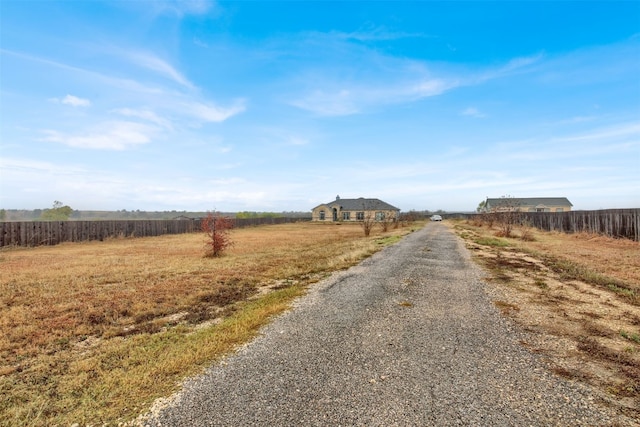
(202, 212, 234, 257)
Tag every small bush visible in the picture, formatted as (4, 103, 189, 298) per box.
(202, 212, 234, 257)
(520, 227, 536, 242)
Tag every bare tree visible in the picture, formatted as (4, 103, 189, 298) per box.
(355, 200, 379, 237)
(360, 210, 376, 237)
(493, 196, 521, 237)
(380, 210, 397, 232)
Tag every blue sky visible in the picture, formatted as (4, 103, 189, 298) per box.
(1, 0, 639, 212)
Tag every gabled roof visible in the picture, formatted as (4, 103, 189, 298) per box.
(313, 197, 400, 211)
(486, 197, 573, 207)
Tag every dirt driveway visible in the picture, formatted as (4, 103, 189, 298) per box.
(142, 223, 634, 426)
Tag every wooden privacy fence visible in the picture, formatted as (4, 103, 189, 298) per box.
(444, 209, 639, 241)
(0, 217, 309, 248)
(516, 209, 639, 241)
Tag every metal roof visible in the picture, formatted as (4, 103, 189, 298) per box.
(486, 197, 573, 207)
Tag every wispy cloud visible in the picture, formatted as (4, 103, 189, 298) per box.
(193, 37, 209, 48)
(290, 75, 461, 116)
(501, 53, 545, 73)
(553, 122, 640, 143)
(553, 115, 598, 125)
(2, 48, 166, 95)
(329, 24, 430, 42)
(184, 100, 246, 122)
(40, 121, 157, 150)
(164, 0, 213, 16)
(290, 84, 429, 116)
(286, 136, 309, 146)
(50, 94, 92, 107)
(473, 53, 544, 84)
(461, 107, 487, 118)
(127, 0, 215, 18)
(112, 108, 173, 129)
(0, 157, 85, 178)
(411, 78, 457, 98)
(123, 51, 195, 89)
(285, 32, 542, 116)
(4, 46, 246, 153)
(289, 89, 359, 116)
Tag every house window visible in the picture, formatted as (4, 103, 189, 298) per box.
(356, 212, 364, 220)
(556, 208, 564, 212)
(375, 212, 385, 221)
(319, 210, 325, 220)
(342, 212, 351, 220)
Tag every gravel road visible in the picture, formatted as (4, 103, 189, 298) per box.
(144, 223, 627, 426)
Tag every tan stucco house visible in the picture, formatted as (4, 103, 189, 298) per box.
(484, 197, 573, 213)
(311, 196, 400, 222)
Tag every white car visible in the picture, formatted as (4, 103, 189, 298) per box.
(430, 215, 442, 221)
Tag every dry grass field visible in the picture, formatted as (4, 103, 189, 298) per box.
(451, 220, 640, 419)
(3, 218, 638, 425)
(0, 221, 418, 426)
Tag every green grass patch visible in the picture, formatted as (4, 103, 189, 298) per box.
(473, 237, 511, 248)
(620, 330, 640, 344)
(539, 255, 637, 304)
(375, 235, 403, 246)
(534, 278, 549, 289)
(608, 284, 637, 300)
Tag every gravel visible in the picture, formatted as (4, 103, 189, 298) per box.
(143, 223, 629, 426)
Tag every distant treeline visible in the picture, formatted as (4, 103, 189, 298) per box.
(0, 209, 312, 222)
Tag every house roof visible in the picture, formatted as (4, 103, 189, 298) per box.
(486, 197, 573, 208)
(313, 197, 400, 211)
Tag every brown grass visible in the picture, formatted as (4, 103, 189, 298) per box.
(0, 221, 419, 426)
(451, 220, 640, 419)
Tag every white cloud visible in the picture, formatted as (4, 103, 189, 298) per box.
(290, 89, 359, 116)
(49, 94, 91, 107)
(461, 107, 487, 118)
(193, 37, 209, 48)
(553, 116, 598, 125)
(411, 78, 456, 98)
(6, 48, 168, 95)
(287, 136, 309, 146)
(125, 51, 195, 89)
(290, 76, 460, 116)
(185, 100, 246, 122)
(329, 25, 430, 42)
(112, 108, 173, 129)
(0, 157, 75, 178)
(40, 121, 156, 150)
(122, 0, 215, 18)
(61, 94, 91, 107)
(553, 122, 640, 143)
(162, 0, 213, 16)
(501, 53, 544, 73)
(285, 35, 540, 116)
